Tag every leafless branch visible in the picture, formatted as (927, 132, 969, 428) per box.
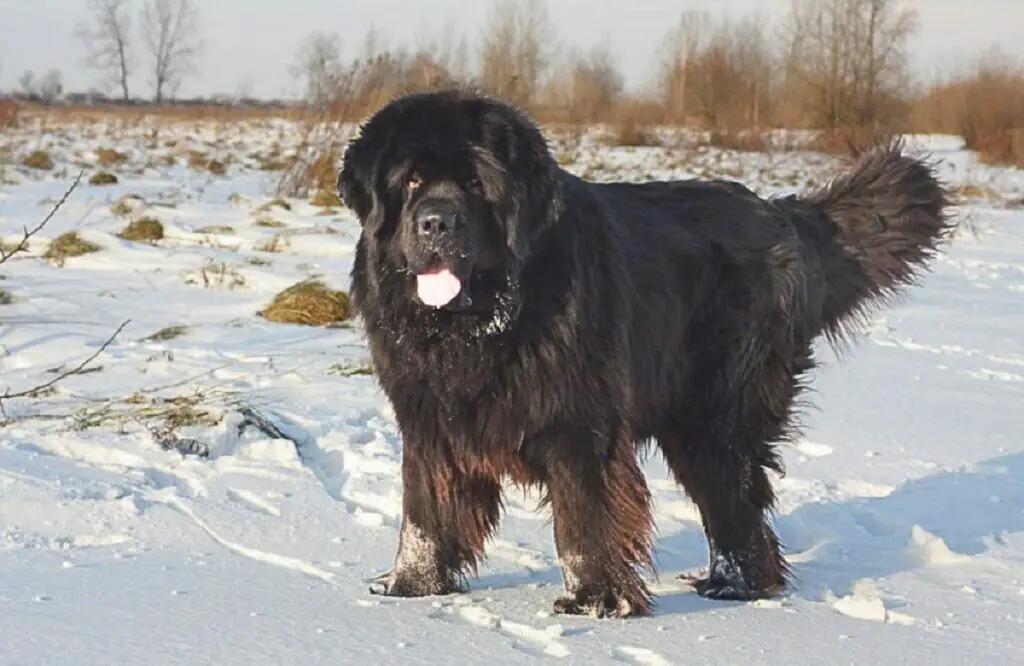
(0, 170, 84, 267)
(0, 319, 131, 418)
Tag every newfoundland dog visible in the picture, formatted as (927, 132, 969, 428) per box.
(337, 87, 954, 619)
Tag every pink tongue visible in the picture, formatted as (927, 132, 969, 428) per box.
(416, 268, 462, 307)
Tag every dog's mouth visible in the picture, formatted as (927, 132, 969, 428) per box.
(415, 265, 464, 308)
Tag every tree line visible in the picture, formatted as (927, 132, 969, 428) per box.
(4, 0, 1022, 166)
(9, 0, 201, 104)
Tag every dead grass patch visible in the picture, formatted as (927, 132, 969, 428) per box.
(254, 218, 286, 229)
(187, 150, 228, 175)
(309, 189, 342, 207)
(22, 150, 54, 171)
(184, 261, 247, 290)
(0, 289, 14, 305)
(43, 232, 102, 264)
(118, 217, 165, 242)
(953, 182, 1004, 203)
(141, 324, 189, 341)
(327, 360, 374, 376)
(112, 194, 145, 217)
(95, 148, 129, 167)
(256, 234, 288, 253)
(195, 225, 235, 235)
(89, 171, 119, 186)
(259, 157, 294, 171)
(258, 278, 351, 327)
(72, 392, 223, 437)
(257, 198, 292, 213)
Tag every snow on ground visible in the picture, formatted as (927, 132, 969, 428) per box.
(1, 116, 1023, 665)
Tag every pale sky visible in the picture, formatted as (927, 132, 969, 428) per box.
(1, 0, 1021, 99)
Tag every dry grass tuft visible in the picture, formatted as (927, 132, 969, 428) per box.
(259, 278, 351, 327)
(309, 189, 342, 207)
(43, 231, 103, 263)
(195, 225, 235, 235)
(95, 148, 129, 167)
(118, 217, 165, 242)
(89, 171, 119, 186)
(187, 150, 228, 175)
(256, 234, 288, 253)
(142, 324, 189, 341)
(607, 117, 661, 147)
(257, 198, 292, 213)
(73, 392, 223, 435)
(22, 150, 54, 171)
(953, 182, 1004, 203)
(307, 149, 340, 192)
(327, 360, 374, 376)
(112, 194, 145, 217)
(254, 218, 286, 228)
(259, 157, 295, 172)
(184, 261, 247, 290)
(0, 289, 14, 306)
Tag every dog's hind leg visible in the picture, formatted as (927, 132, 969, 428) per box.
(522, 426, 655, 618)
(656, 337, 815, 601)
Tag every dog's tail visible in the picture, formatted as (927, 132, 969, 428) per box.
(794, 138, 956, 346)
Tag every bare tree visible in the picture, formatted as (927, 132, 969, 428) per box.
(658, 10, 776, 129)
(37, 69, 64, 103)
(19, 71, 36, 97)
(658, 10, 711, 123)
(477, 0, 559, 106)
(545, 39, 624, 123)
(75, 0, 134, 101)
(290, 31, 344, 109)
(140, 0, 203, 102)
(779, 0, 919, 129)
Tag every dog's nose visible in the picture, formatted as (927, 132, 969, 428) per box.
(415, 202, 458, 237)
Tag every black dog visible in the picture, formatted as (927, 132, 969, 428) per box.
(338, 87, 954, 619)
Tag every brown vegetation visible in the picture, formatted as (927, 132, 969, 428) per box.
(13, 0, 1024, 170)
(22, 150, 54, 170)
(258, 278, 351, 327)
(117, 217, 164, 242)
(89, 171, 119, 185)
(43, 231, 103, 263)
(0, 100, 19, 128)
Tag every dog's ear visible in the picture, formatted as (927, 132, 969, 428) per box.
(494, 108, 564, 262)
(338, 127, 386, 233)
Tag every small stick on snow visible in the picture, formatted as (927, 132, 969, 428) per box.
(0, 170, 85, 266)
(0, 319, 131, 420)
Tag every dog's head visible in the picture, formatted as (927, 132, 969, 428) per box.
(338, 88, 563, 313)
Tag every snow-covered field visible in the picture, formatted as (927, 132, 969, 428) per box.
(1, 116, 1023, 665)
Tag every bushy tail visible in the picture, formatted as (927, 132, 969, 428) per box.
(799, 138, 956, 346)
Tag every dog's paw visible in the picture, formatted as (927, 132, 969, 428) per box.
(367, 568, 465, 598)
(679, 561, 784, 601)
(552, 587, 650, 619)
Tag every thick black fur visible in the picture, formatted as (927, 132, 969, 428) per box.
(338, 87, 955, 619)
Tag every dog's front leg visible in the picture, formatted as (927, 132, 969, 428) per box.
(371, 433, 503, 598)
